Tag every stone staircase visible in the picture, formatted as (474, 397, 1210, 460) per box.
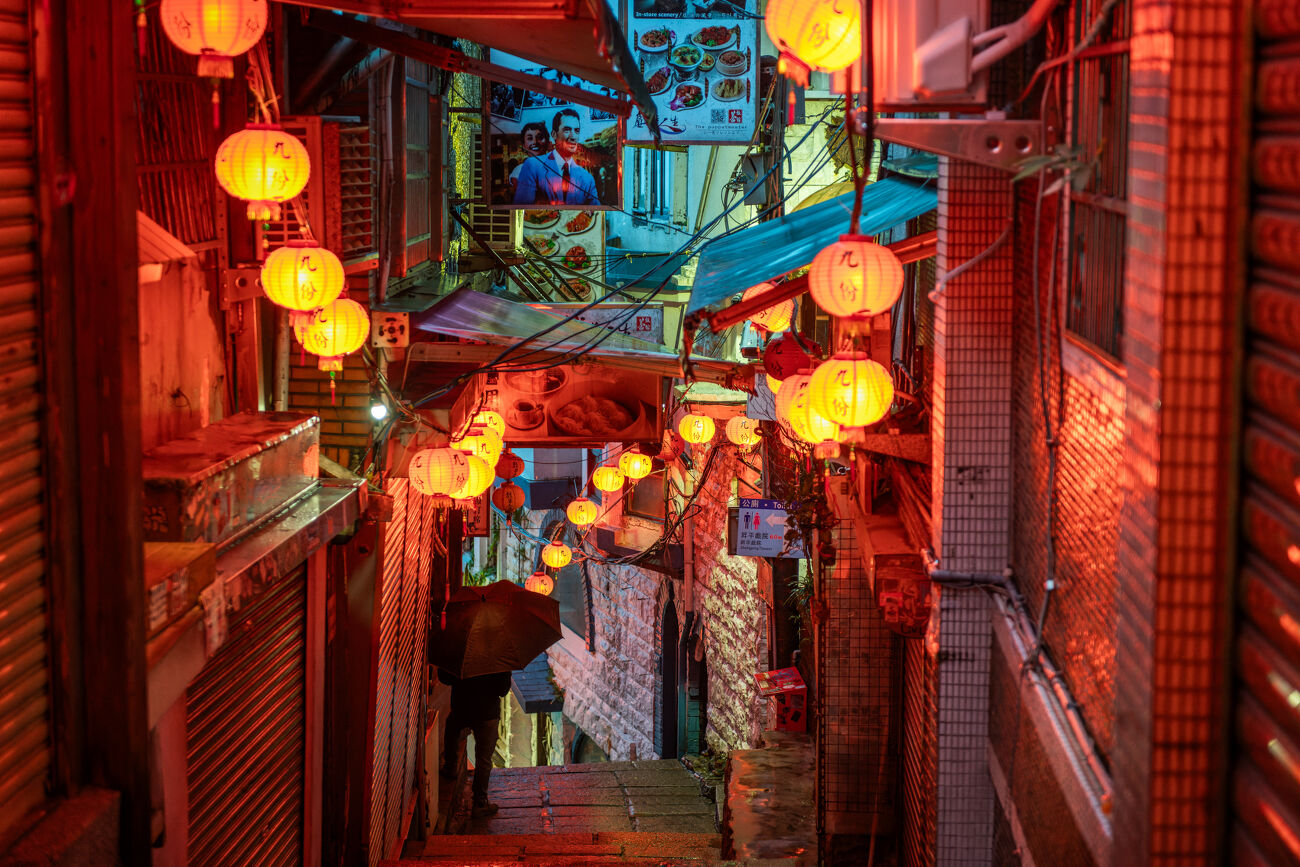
(386, 830, 723, 864)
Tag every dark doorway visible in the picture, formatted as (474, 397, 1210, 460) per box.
(661, 599, 679, 758)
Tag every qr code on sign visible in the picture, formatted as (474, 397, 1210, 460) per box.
(710, 109, 726, 123)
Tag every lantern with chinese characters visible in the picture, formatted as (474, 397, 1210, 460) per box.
(474, 410, 506, 439)
(618, 450, 653, 481)
(658, 430, 685, 462)
(765, 0, 861, 76)
(491, 481, 525, 513)
(409, 448, 469, 497)
(541, 540, 572, 569)
(496, 449, 525, 480)
(592, 466, 625, 493)
(809, 352, 894, 427)
(774, 373, 811, 425)
(214, 125, 311, 220)
(725, 416, 761, 447)
(159, 0, 267, 78)
(567, 497, 598, 526)
(764, 333, 818, 381)
(809, 235, 905, 319)
(741, 282, 793, 333)
(260, 242, 344, 312)
(525, 570, 555, 596)
(303, 298, 369, 400)
(453, 430, 503, 467)
(449, 455, 493, 499)
(679, 414, 715, 445)
(790, 384, 840, 445)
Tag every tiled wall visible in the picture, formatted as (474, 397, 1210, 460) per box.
(930, 158, 1016, 864)
(287, 291, 374, 470)
(1113, 0, 1245, 861)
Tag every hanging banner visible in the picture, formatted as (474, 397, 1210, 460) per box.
(625, 0, 760, 144)
(517, 210, 606, 300)
(528, 302, 666, 345)
(485, 52, 623, 210)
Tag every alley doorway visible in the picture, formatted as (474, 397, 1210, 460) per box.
(660, 598, 680, 760)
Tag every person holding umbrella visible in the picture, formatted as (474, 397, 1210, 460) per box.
(439, 669, 511, 816)
(430, 580, 564, 818)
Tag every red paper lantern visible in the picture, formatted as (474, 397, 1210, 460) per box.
(809, 235, 905, 319)
(496, 450, 525, 480)
(763, 333, 818, 381)
(491, 481, 525, 513)
(741, 282, 793, 332)
(525, 571, 555, 596)
(659, 430, 685, 462)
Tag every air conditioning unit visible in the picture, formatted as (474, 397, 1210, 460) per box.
(871, 0, 989, 110)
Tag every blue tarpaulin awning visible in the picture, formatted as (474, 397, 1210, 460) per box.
(688, 178, 937, 315)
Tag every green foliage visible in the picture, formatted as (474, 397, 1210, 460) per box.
(1012, 144, 1097, 197)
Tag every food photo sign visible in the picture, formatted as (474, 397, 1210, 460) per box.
(484, 51, 623, 210)
(625, 0, 759, 144)
(456, 365, 665, 446)
(516, 209, 606, 301)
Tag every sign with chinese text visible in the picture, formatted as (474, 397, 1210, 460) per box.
(728, 498, 805, 558)
(625, 0, 760, 145)
(461, 490, 490, 537)
(485, 52, 622, 210)
(529, 302, 665, 345)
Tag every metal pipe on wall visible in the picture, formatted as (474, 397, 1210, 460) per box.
(274, 307, 290, 411)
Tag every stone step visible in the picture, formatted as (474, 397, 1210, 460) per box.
(387, 831, 723, 864)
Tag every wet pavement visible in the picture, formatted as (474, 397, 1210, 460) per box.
(722, 733, 816, 864)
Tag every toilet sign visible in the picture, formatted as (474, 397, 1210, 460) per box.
(727, 498, 804, 559)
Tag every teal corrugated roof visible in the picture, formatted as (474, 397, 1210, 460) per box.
(688, 178, 937, 315)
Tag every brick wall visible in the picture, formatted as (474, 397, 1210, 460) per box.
(287, 290, 373, 470)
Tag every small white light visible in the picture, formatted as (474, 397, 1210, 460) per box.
(370, 403, 388, 420)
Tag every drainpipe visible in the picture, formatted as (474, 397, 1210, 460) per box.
(682, 510, 695, 615)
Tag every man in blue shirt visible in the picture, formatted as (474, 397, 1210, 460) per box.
(513, 108, 600, 206)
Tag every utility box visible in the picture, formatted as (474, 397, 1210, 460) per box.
(142, 411, 320, 545)
(756, 667, 808, 733)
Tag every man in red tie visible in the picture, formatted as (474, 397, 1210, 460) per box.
(513, 108, 600, 205)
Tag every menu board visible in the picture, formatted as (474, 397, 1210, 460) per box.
(485, 52, 623, 210)
(625, 0, 760, 144)
(516, 209, 606, 301)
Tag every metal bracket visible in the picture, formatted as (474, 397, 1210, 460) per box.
(220, 267, 262, 308)
(874, 118, 1044, 173)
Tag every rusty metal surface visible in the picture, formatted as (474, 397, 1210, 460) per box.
(142, 411, 321, 545)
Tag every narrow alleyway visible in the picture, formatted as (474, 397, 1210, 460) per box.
(391, 760, 722, 864)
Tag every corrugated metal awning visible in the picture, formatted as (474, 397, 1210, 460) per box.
(687, 178, 938, 315)
(511, 653, 563, 714)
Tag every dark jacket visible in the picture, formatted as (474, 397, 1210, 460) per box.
(440, 670, 511, 722)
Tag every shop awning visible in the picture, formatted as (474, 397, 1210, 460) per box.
(298, 0, 656, 126)
(687, 178, 938, 315)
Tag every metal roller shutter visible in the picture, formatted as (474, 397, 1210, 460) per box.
(187, 570, 307, 866)
(1234, 5, 1300, 861)
(0, 0, 47, 842)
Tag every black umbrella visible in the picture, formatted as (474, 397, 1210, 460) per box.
(430, 580, 563, 678)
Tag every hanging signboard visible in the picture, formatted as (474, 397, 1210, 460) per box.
(461, 489, 491, 537)
(454, 366, 666, 446)
(517, 209, 606, 300)
(625, 0, 760, 145)
(485, 52, 623, 210)
(727, 498, 805, 559)
(528, 302, 665, 345)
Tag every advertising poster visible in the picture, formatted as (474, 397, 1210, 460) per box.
(517, 209, 606, 300)
(485, 52, 622, 210)
(625, 0, 760, 144)
(528, 302, 666, 346)
(457, 365, 665, 446)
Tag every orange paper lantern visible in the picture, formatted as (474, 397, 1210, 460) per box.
(491, 481, 525, 513)
(808, 352, 894, 427)
(525, 571, 555, 595)
(765, 0, 861, 73)
(567, 497, 598, 526)
(741, 282, 793, 333)
(409, 448, 469, 496)
(774, 373, 811, 425)
(725, 416, 761, 446)
(303, 298, 368, 361)
(790, 385, 840, 444)
(214, 125, 311, 220)
(474, 410, 506, 439)
(541, 540, 572, 569)
(592, 466, 625, 493)
(618, 450, 654, 481)
(449, 455, 493, 499)
(261, 242, 344, 312)
(809, 235, 905, 319)
(496, 449, 525, 480)
(679, 414, 716, 445)
(159, 0, 267, 77)
(453, 430, 503, 466)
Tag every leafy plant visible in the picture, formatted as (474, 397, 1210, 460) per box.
(1012, 143, 1097, 196)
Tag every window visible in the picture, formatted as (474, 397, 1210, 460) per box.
(545, 520, 587, 637)
(1064, 0, 1130, 360)
(632, 147, 686, 225)
(624, 472, 667, 522)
